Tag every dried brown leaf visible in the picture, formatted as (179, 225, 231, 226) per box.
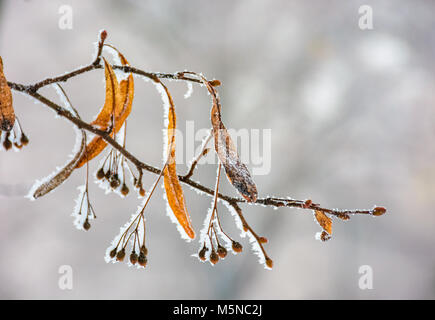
(314, 210, 332, 235)
(203, 78, 258, 202)
(0, 56, 15, 132)
(161, 83, 195, 239)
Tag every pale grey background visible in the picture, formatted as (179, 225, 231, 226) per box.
(0, 0, 434, 299)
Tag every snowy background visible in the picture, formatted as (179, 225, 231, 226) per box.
(1, 0, 435, 299)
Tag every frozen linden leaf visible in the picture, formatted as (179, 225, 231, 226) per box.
(161, 83, 195, 239)
(0, 56, 15, 132)
(32, 127, 86, 199)
(204, 79, 258, 202)
(314, 210, 332, 235)
(76, 56, 134, 168)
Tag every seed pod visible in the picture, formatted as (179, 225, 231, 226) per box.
(109, 248, 117, 259)
(139, 187, 146, 197)
(96, 168, 105, 180)
(138, 252, 147, 267)
(116, 248, 126, 261)
(198, 246, 207, 261)
(209, 250, 219, 265)
(83, 219, 91, 231)
(265, 257, 273, 269)
(3, 133, 12, 150)
(217, 246, 227, 259)
(259, 237, 268, 244)
(372, 206, 386, 216)
(130, 251, 138, 265)
(121, 183, 129, 196)
(140, 245, 148, 256)
(20, 133, 29, 146)
(232, 241, 243, 253)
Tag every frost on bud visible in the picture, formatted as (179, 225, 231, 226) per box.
(130, 251, 138, 265)
(109, 248, 117, 259)
(265, 257, 273, 269)
(209, 250, 219, 265)
(217, 246, 227, 259)
(232, 241, 243, 253)
(96, 168, 105, 180)
(110, 175, 120, 189)
(372, 206, 386, 216)
(116, 248, 126, 261)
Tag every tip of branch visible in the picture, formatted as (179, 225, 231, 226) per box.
(100, 30, 107, 41)
(372, 206, 387, 216)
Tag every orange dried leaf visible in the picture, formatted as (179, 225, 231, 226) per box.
(314, 210, 332, 235)
(76, 57, 134, 168)
(161, 84, 195, 239)
(0, 56, 15, 132)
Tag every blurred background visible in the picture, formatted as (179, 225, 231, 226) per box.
(0, 0, 434, 299)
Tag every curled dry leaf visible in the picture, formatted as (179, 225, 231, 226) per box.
(161, 83, 195, 239)
(0, 56, 15, 132)
(75, 56, 134, 168)
(199, 76, 258, 202)
(314, 210, 332, 235)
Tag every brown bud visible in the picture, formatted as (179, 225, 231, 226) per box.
(320, 231, 331, 242)
(265, 257, 273, 269)
(209, 79, 221, 87)
(139, 187, 146, 197)
(140, 245, 148, 256)
(217, 246, 227, 259)
(83, 219, 91, 231)
(96, 168, 105, 180)
(116, 248, 126, 261)
(130, 251, 138, 265)
(121, 183, 129, 196)
(100, 30, 107, 41)
(109, 248, 117, 259)
(110, 175, 120, 189)
(198, 246, 207, 261)
(372, 206, 386, 216)
(209, 250, 219, 265)
(20, 133, 29, 146)
(232, 241, 243, 253)
(138, 252, 147, 267)
(259, 237, 268, 244)
(3, 132, 12, 150)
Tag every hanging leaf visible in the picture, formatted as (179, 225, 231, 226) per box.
(314, 210, 332, 235)
(0, 56, 15, 132)
(201, 77, 258, 202)
(161, 83, 195, 239)
(75, 55, 134, 168)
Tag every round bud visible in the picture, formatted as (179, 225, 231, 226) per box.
(130, 251, 138, 265)
(259, 237, 268, 244)
(100, 30, 107, 41)
(83, 219, 91, 231)
(138, 252, 147, 267)
(121, 184, 129, 196)
(109, 248, 117, 259)
(3, 135, 12, 150)
(116, 248, 126, 261)
(209, 250, 219, 265)
(20, 134, 29, 146)
(217, 246, 227, 259)
(140, 245, 148, 256)
(96, 168, 105, 180)
(209, 79, 221, 87)
(372, 206, 386, 216)
(139, 188, 146, 197)
(265, 257, 273, 269)
(232, 241, 243, 253)
(198, 246, 207, 261)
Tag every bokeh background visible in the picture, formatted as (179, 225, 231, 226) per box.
(1, 0, 434, 299)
